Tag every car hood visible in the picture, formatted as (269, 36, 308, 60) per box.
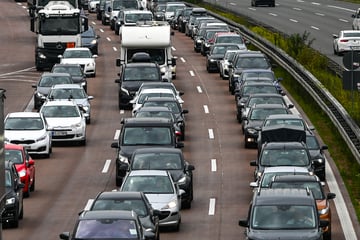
(46, 117, 82, 127)
(145, 193, 176, 210)
(122, 81, 161, 92)
(5, 129, 47, 140)
(248, 229, 321, 239)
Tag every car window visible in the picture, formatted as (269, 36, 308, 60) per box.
(132, 152, 182, 170)
(260, 149, 310, 166)
(142, 101, 180, 114)
(249, 108, 288, 121)
(122, 127, 172, 145)
(122, 175, 174, 194)
(235, 57, 270, 69)
(39, 76, 72, 87)
(92, 199, 148, 217)
(63, 50, 92, 58)
(5, 150, 23, 164)
(50, 88, 87, 99)
(5, 117, 44, 130)
(75, 219, 139, 239)
(270, 182, 324, 199)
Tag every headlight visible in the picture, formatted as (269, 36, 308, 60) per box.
(205, 43, 210, 47)
(82, 106, 89, 112)
(6, 197, 16, 205)
(38, 52, 46, 59)
(209, 59, 216, 62)
(196, 39, 202, 43)
(81, 82, 86, 87)
(164, 198, 178, 209)
(118, 154, 128, 164)
(71, 122, 82, 128)
(36, 92, 45, 97)
(233, 74, 240, 80)
(315, 158, 324, 164)
(90, 39, 97, 45)
(160, 66, 167, 73)
(247, 128, 258, 135)
(177, 176, 186, 185)
(18, 170, 26, 178)
(36, 134, 47, 142)
(318, 205, 329, 215)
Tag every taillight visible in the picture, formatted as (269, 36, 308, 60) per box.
(340, 39, 349, 42)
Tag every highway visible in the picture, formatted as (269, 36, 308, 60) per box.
(0, 0, 359, 239)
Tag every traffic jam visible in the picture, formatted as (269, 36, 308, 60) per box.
(2, 0, 351, 239)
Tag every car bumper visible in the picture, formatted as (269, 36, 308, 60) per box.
(9, 139, 51, 155)
(51, 128, 86, 142)
(2, 205, 18, 223)
(158, 210, 181, 227)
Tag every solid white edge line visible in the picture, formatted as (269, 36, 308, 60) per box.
(180, 57, 186, 63)
(113, 47, 118, 51)
(106, 37, 111, 42)
(189, 70, 195, 76)
(325, 158, 357, 239)
(209, 198, 216, 215)
(102, 159, 112, 173)
(211, 159, 217, 172)
(208, 129, 214, 139)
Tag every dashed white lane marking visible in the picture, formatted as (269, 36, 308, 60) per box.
(197, 86, 202, 93)
(114, 130, 120, 140)
(211, 159, 217, 172)
(209, 198, 216, 215)
(203, 105, 209, 114)
(208, 129, 214, 139)
(102, 159, 112, 173)
(190, 70, 195, 76)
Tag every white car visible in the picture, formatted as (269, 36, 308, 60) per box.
(47, 84, 94, 124)
(39, 99, 87, 145)
(219, 50, 242, 80)
(58, 47, 97, 77)
(120, 170, 184, 231)
(130, 88, 183, 116)
(332, 30, 360, 56)
(4, 112, 52, 158)
(88, 0, 99, 13)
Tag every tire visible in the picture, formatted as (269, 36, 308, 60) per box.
(18, 202, 23, 220)
(323, 227, 331, 240)
(116, 176, 123, 187)
(23, 183, 30, 198)
(86, 117, 91, 124)
(30, 176, 35, 192)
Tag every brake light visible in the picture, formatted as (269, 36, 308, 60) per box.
(340, 39, 349, 42)
(66, 42, 76, 48)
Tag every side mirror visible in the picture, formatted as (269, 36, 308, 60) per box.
(111, 142, 119, 148)
(238, 219, 248, 227)
(250, 160, 257, 166)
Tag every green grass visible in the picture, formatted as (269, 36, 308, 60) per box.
(188, 0, 360, 222)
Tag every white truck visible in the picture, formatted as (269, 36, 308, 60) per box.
(30, 0, 88, 71)
(352, 8, 360, 30)
(117, 21, 176, 80)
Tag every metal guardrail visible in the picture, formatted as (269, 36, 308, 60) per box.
(189, 3, 360, 164)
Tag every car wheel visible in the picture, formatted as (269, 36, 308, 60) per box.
(18, 201, 23, 220)
(86, 117, 91, 124)
(24, 183, 30, 198)
(30, 176, 35, 192)
(323, 226, 331, 240)
(116, 176, 123, 187)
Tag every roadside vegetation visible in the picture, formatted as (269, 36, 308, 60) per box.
(187, 0, 360, 221)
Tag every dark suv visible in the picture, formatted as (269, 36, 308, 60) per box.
(239, 188, 328, 240)
(111, 117, 184, 186)
(115, 53, 166, 109)
(3, 161, 24, 228)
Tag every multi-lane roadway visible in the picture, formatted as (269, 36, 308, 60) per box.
(1, 0, 360, 239)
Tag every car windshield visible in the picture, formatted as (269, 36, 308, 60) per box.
(123, 67, 160, 81)
(235, 57, 270, 68)
(63, 50, 92, 58)
(122, 175, 174, 194)
(41, 105, 80, 118)
(137, 93, 174, 104)
(242, 85, 278, 95)
(92, 199, 148, 217)
(260, 172, 310, 188)
(249, 108, 288, 121)
(142, 101, 181, 114)
(5, 117, 44, 130)
(242, 72, 275, 80)
(5, 150, 24, 164)
(125, 13, 153, 22)
(216, 35, 243, 44)
(251, 205, 316, 230)
(135, 111, 174, 120)
(306, 135, 320, 150)
(49, 88, 87, 99)
(247, 97, 284, 108)
(270, 182, 324, 199)
(75, 219, 139, 239)
(343, 32, 360, 38)
(122, 127, 172, 145)
(211, 45, 239, 55)
(260, 149, 310, 167)
(132, 152, 182, 170)
(39, 76, 72, 87)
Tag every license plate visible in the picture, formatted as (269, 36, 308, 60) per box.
(53, 131, 67, 136)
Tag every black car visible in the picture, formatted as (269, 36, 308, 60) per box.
(88, 191, 160, 240)
(115, 54, 165, 110)
(3, 161, 24, 228)
(206, 43, 243, 73)
(121, 147, 195, 209)
(51, 64, 88, 92)
(60, 210, 153, 240)
(81, 26, 100, 55)
(32, 72, 74, 110)
(177, 7, 193, 33)
(140, 96, 189, 140)
(239, 188, 328, 240)
(242, 103, 292, 148)
(250, 141, 315, 181)
(238, 93, 292, 123)
(193, 27, 228, 54)
(251, 0, 275, 7)
(228, 51, 273, 94)
(111, 117, 184, 186)
(306, 133, 328, 181)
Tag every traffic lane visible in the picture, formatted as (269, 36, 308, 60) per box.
(163, 31, 254, 239)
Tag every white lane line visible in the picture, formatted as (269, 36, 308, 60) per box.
(180, 57, 186, 63)
(208, 129, 214, 139)
(269, 13, 277, 17)
(190, 70, 195, 76)
(120, 110, 125, 114)
(293, 7, 302, 11)
(209, 198, 216, 215)
(84, 199, 94, 211)
(311, 2, 320, 5)
(91, 21, 96, 25)
(211, 159, 217, 172)
(114, 130, 120, 140)
(197, 86, 203, 93)
(99, 29, 104, 32)
(229, 2, 236, 6)
(248, 7, 256, 11)
(102, 159, 112, 173)
(106, 37, 111, 42)
(113, 47, 118, 51)
(289, 19, 298, 23)
(325, 158, 358, 239)
(311, 26, 320, 30)
(315, 12, 325, 16)
(327, 5, 354, 12)
(172, 46, 176, 51)
(203, 105, 209, 114)
(339, 19, 349, 23)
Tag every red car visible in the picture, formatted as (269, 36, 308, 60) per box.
(5, 143, 35, 198)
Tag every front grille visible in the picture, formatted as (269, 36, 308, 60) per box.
(52, 134, 75, 139)
(11, 140, 35, 144)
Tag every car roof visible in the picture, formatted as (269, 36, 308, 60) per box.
(53, 63, 82, 68)
(144, 96, 178, 102)
(40, 72, 72, 77)
(42, 99, 78, 107)
(51, 84, 83, 90)
(6, 112, 42, 118)
(122, 117, 173, 125)
(241, 68, 274, 73)
(95, 191, 145, 200)
(263, 166, 311, 174)
(63, 47, 91, 52)
(5, 143, 25, 151)
(263, 141, 307, 149)
(127, 169, 169, 177)
(254, 188, 315, 206)
(139, 88, 174, 94)
(250, 103, 287, 109)
(80, 210, 138, 220)
(123, 9, 152, 14)
(247, 93, 283, 98)
(272, 174, 320, 183)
